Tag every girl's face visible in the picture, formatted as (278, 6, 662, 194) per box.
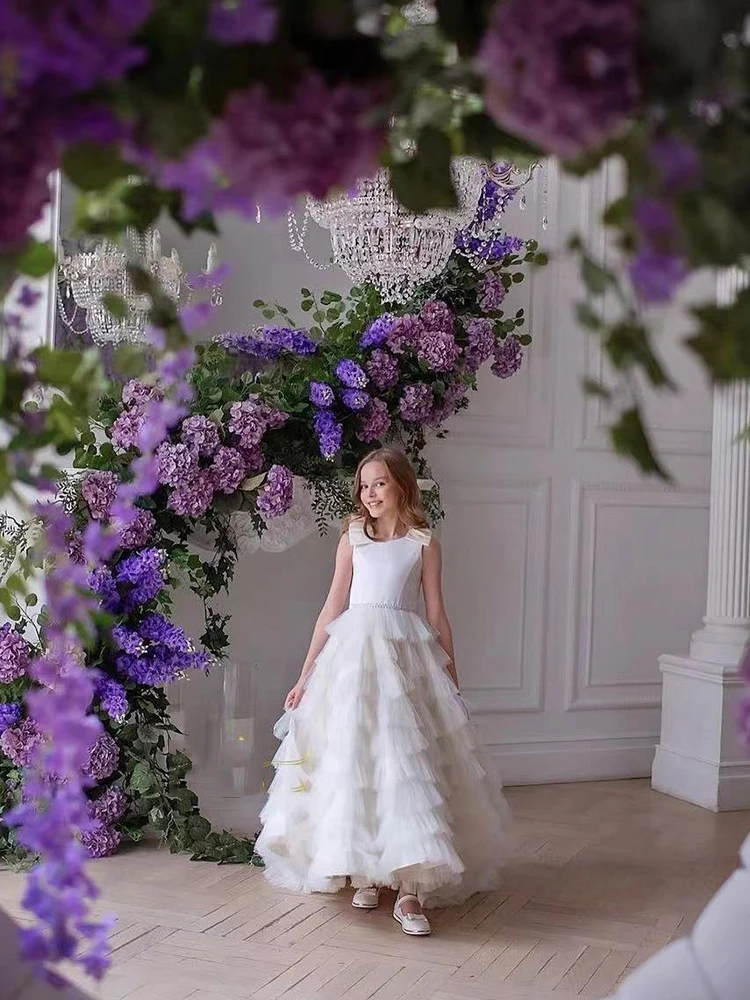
(360, 461, 399, 520)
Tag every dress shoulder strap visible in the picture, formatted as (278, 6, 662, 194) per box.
(348, 519, 371, 547)
(408, 526, 432, 547)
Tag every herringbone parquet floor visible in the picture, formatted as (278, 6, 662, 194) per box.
(1, 780, 748, 1000)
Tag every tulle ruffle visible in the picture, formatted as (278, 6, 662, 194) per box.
(255, 605, 513, 907)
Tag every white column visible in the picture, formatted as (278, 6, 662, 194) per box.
(652, 268, 750, 811)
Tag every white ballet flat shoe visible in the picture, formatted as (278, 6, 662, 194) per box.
(393, 895, 431, 936)
(352, 886, 381, 909)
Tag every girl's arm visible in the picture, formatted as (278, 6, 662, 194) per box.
(422, 536, 459, 689)
(286, 533, 353, 707)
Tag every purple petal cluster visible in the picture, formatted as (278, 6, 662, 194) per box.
(0, 622, 31, 684)
(110, 407, 146, 452)
(335, 359, 368, 389)
(341, 388, 370, 412)
(417, 328, 461, 373)
(112, 624, 146, 655)
(314, 409, 343, 460)
(310, 381, 335, 407)
(122, 379, 161, 409)
(0, 117, 58, 252)
(168, 469, 215, 518)
(88, 786, 128, 825)
(366, 349, 399, 391)
(116, 647, 210, 686)
(88, 567, 121, 613)
(430, 384, 469, 427)
(228, 398, 268, 448)
(209, 0, 278, 44)
(257, 464, 294, 519)
(181, 415, 221, 457)
(138, 613, 190, 652)
(80, 821, 121, 859)
(81, 471, 119, 521)
(464, 317, 495, 372)
(82, 732, 119, 782)
(95, 677, 128, 722)
(240, 444, 265, 472)
(491, 337, 524, 379)
(455, 230, 525, 264)
(357, 399, 391, 443)
(360, 314, 394, 348)
(115, 548, 166, 611)
(630, 198, 687, 304)
(0, 702, 22, 735)
(421, 300, 454, 335)
(387, 315, 423, 355)
(479, 272, 507, 312)
(119, 509, 155, 550)
(0, 718, 43, 767)
(477, 0, 640, 158)
(399, 383, 434, 423)
(156, 442, 198, 488)
(210, 446, 247, 493)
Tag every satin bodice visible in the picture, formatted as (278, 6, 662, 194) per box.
(347, 520, 432, 612)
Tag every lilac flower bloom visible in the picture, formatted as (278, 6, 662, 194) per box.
(417, 328, 461, 373)
(80, 821, 121, 859)
(116, 548, 166, 610)
(82, 732, 119, 782)
(138, 613, 190, 652)
(155, 442, 198, 488)
(228, 398, 267, 448)
(168, 470, 215, 518)
(478, 272, 507, 312)
(240, 443, 265, 472)
(0, 718, 43, 767)
(210, 445, 247, 493)
(112, 624, 146, 656)
(357, 399, 391, 443)
(0, 622, 31, 683)
(118, 508, 155, 550)
(366, 349, 399, 391)
(310, 381, 335, 407)
(209, 0, 278, 43)
(181, 415, 221, 457)
(491, 337, 524, 378)
(81, 471, 119, 521)
(464, 317, 495, 372)
(421, 300, 454, 334)
(341, 388, 370, 411)
(95, 678, 128, 722)
(110, 407, 146, 452)
(257, 464, 294, 518)
(477, 0, 640, 158)
(0, 702, 22, 735)
(88, 786, 128, 825)
(387, 315, 423, 355)
(88, 567, 121, 613)
(398, 383, 434, 423)
(360, 314, 394, 348)
(122, 379, 161, 409)
(335, 359, 368, 389)
(313, 409, 343, 460)
(454, 230, 525, 263)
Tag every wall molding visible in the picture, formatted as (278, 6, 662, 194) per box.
(489, 734, 658, 786)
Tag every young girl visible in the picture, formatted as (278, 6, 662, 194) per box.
(255, 448, 512, 935)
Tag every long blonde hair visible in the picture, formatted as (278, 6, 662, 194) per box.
(349, 448, 429, 540)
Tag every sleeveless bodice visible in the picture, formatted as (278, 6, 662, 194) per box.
(348, 520, 432, 612)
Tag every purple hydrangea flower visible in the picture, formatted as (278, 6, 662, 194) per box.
(340, 388, 370, 411)
(479, 272, 507, 312)
(335, 359, 368, 389)
(421, 300, 454, 334)
(155, 442, 198, 488)
(95, 678, 128, 723)
(110, 407, 146, 452)
(491, 337, 524, 378)
(239, 444, 265, 472)
(464, 317, 496, 372)
(357, 399, 391, 443)
(181, 415, 221, 457)
(168, 470, 215, 518)
(0, 718, 43, 767)
(430, 384, 469, 427)
(477, 0, 640, 158)
(88, 786, 128, 825)
(366, 349, 399, 391)
(360, 314, 394, 348)
(116, 548, 166, 610)
(257, 464, 293, 519)
(228, 398, 267, 448)
(80, 821, 121, 859)
(310, 381, 335, 407)
(122, 379, 161, 409)
(399, 383, 434, 423)
(138, 613, 190, 652)
(387, 315, 423, 355)
(209, 0, 278, 44)
(112, 625, 146, 656)
(313, 409, 343, 460)
(0, 702, 22, 735)
(88, 567, 121, 613)
(81, 471, 119, 521)
(418, 328, 461, 372)
(0, 622, 31, 684)
(118, 508, 156, 550)
(210, 446, 247, 494)
(263, 404, 289, 430)
(82, 732, 120, 782)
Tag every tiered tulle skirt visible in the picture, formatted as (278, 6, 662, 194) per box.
(255, 605, 513, 907)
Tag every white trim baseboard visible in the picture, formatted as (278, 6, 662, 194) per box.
(488, 736, 657, 786)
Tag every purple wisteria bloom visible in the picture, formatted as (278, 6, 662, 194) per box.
(0, 702, 22, 735)
(313, 409, 343, 460)
(156, 442, 198, 488)
(0, 718, 43, 767)
(138, 613, 190, 652)
(116, 548, 166, 611)
(95, 677, 128, 722)
(168, 470, 215, 518)
(181, 415, 221, 457)
(82, 732, 119, 782)
(310, 381, 335, 408)
(455, 230, 525, 264)
(118, 508, 155, 550)
(88, 567, 121, 613)
(81, 471, 119, 521)
(360, 314, 394, 348)
(387, 315, 423, 355)
(335, 359, 368, 388)
(0, 622, 31, 683)
(464, 317, 496, 372)
(208, 0, 278, 44)
(399, 383, 434, 423)
(341, 388, 370, 411)
(366, 349, 399, 391)
(81, 821, 121, 859)
(478, 272, 507, 312)
(210, 446, 247, 493)
(257, 464, 293, 518)
(112, 625, 146, 656)
(89, 786, 128, 825)
(116, 647, 210, 686)
(491, 337, 524, 378)
(357, 399, 391, 443)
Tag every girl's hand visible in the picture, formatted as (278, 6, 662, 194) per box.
(285, 682, 305, 710)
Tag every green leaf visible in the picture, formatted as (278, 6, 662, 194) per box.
(62, 143, 133, 192)
(517, 335, 532, 347)
(581, 377, 613, 400)
(610, 407, 670, 480)
(102, 293, 128, 320)
(16, 239, 56, 278)
(129, 762, 156, 794)
(580, 256, 614, 296)
(576, 302, 604, 331)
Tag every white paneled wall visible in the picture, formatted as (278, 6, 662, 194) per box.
(162, 164, 714, 831)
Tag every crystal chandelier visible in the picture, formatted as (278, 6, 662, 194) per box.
(58, 226, 220, 346)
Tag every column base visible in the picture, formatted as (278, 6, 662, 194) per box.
(651, 654, 750, 812)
